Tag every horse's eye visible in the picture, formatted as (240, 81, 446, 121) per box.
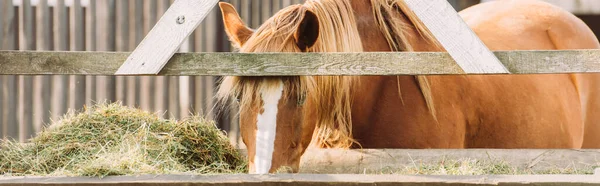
(235, 94, 242, 103)
(297, 93, 307, 106)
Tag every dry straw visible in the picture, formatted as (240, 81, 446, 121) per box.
(0, 102, 247, 177)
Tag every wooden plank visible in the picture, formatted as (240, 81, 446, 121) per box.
(51, 0, 69, 122)
(1, 0, 16, 140)
(3, 0, 17, 50)
(0, 50, 599, 76)
(403, 0, 508, 74)
(34, 0, 52, 134)
(251, 0, 259, 27)
(154, 0, 170, 117)
(298, 149, 600, 174)
(115, 0, 130, 104)
(18, 0, 35, 142)
(37, 0, 53, 51)
(0, 174, 599, 186)
(86, 0, 97, 107)
(138, 0, 158, 111)
(261, 0, 271, 23)
(0, 0, 8, 138)
(115, 0, 219, 75)
(72, 0, 86, 111)
(0, 1, 5, 50)
(97, 0, 117, 103)
(0, 75, 3, 138)
(132, 0, 144, 109)
(2, 76, 17, 140)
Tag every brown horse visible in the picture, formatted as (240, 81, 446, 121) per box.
(217, 0, 600, 174)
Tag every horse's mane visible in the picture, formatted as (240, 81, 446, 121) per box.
(218, 0, 441, 148)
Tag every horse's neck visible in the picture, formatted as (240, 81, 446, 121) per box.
(348, 0, 440, 146)
(351, 0, 439, 52)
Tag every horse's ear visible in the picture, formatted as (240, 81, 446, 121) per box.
(294, 10, 320, 51)
(219, 2, 253, 47)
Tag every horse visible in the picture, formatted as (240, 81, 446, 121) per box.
(216, 0, 600, 174)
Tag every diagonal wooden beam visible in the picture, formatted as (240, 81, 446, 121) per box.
(403, 0, 510, 74)
(115, 0, 218, 75)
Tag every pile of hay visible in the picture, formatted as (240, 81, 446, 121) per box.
(0, 103, 246, 177)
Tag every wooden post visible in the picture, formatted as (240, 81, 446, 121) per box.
(115, 0, 219, 75)
(403, 0, 508, 74)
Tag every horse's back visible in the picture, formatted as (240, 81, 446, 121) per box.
(441, 0, 600, 148)
(460, 0, 599, 50)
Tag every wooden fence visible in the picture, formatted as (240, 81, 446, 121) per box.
(0, 0, 312, 145)
(0, 0, 597, 146)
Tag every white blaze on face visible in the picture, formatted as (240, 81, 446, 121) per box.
(253, 80, 284, 174)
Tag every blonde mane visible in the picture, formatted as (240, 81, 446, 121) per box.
(218, 0, 441, 148)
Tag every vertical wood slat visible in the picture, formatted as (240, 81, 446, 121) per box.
(116, 0, 129, 105)
(123, 0, 139, 108)
(251, 0, 260, 28)
(155, 0, 170, 118)
(0, 0, 7, 138)
(139, 0, 158, 112)
(95, 0, 117, 104)
(34, 0, 52, 134)
(261, 0, 270, 23)
(2, 0, 18, 140)
(18, 0, 35, 142)
(133, 0, 144, 110)
(51, 0, 69, 124)
(86, 0, 97, 107)
(72, 0, 86, 112)
(193, 0, 206, 120)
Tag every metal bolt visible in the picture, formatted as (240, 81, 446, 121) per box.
(176, 16, 185, 24)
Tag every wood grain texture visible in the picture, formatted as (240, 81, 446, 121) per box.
(0, 50, 599, 76)
(298, 149, 600, 174)
(116, 0, 219, 75)
(0, 174, 599, 186)
(18, 0, 34, 142)
(403, 0, 509, 74)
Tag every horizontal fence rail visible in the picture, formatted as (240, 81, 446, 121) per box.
(1, 174, 599, 186)
(0, 50, 599, 76)
(296, 149, 600, 174)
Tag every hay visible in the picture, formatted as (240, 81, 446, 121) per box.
(0, 102, 247, 177)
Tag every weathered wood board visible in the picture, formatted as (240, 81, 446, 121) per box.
(115, 0, 218, 75)
(0, 50, 599, 76)
(403, 0, 509, 74)
(1, 174, 599, 186)
(298, 149, 600, 174)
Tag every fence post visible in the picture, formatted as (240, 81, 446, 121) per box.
(403, 0, 508, 74)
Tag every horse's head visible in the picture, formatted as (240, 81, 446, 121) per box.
(217, 1, 361, 174)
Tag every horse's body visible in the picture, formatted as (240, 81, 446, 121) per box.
(218, 0, 600, 173)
